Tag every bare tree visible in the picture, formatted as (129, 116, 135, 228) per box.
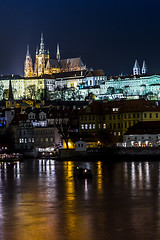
(26, 84, 36, 99)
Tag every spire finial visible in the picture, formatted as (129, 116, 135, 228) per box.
(27, 44, 30, 56)
(56, 43, 60, 61)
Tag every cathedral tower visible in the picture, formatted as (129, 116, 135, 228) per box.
(133, 60, 140, 75)
(24, 45, 33, 77)
(34, 33, 49, 76)
(142, 60, 147, 74)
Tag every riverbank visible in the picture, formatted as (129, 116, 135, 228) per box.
(58, 147, 160, 161)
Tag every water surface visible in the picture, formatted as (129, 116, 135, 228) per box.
(0, 159, 160, 240)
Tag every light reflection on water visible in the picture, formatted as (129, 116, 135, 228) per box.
(0, 159, 160, 239)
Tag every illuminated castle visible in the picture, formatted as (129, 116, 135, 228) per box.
(24, 33, 86, 77)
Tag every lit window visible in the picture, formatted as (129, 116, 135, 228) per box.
(103, 124, 106, 129)
(93, 124, 95, 129)
(32, 138, 34, 142)
(85, 124, 88, 129)
(46, 138, 48, 142)
(81, 124, 84, 129)
(89, 124, 92, 129)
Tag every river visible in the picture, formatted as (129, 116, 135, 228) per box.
(0, 159, 160, 240)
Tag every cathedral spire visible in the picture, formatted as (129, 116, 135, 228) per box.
(56, 43, 60, 61)
(142, 60, 147, 74)
(133, 60, 140, 75)
(39, 32, 46, 54)
(8, 80, 13, 100)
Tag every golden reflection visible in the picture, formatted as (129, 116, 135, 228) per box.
(97, 161, 103, 193)
(14, 193, 59, 240)
(63, 161, 75, 202)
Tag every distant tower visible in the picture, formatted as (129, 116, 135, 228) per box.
(24, 45, 33, 77)
(56, 43, 60, 61)
(133, 60, 140, 75)
(142, 60, 147, 74)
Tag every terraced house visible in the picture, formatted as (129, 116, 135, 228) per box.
(79, 99, 160, 145)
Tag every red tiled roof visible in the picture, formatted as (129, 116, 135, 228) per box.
(125, 121, 160, 135)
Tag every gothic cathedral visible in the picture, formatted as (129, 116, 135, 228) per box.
(24, 33, 86, 77)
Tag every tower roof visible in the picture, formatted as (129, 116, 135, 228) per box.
(142, 60, 147, 69)
(133, 60, 140, 69)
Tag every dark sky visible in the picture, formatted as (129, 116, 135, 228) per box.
(0, 0, 160, 77)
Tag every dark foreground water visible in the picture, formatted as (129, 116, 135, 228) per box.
(0, 159, 160, 240)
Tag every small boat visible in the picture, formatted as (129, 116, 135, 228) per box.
(0, 153, 23, 162)
(74, 166, 92, 178)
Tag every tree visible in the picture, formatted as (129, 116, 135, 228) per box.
(26, 84, 36, 99)
(0, 81, 4, 100)
(53, 107, 77, 149)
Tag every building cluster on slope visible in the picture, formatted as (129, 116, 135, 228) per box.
(0, 98, 160, 156)
(0, 33, 158, 103)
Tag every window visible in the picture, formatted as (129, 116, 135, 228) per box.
(144, 113, 147, 118)
(81, 124, 84, 129)
(89, 124, 92, 129)
(103, 124, 106, 129)
(93, 124, 95, 129)
(85, 124, 88, 129)
(150, 113, 152, 118)
(156, 113, 158, 118)
(46, 138, 48, 142)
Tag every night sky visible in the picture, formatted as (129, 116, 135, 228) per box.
(0, 0, 160, 77)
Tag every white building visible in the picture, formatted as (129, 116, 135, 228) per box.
(124, 121, 160, 147)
